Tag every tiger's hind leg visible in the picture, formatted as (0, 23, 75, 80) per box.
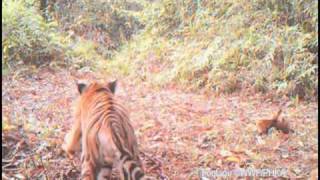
(81, 153, 96, 180)
(96, 126, 117, 179)
(97, 164, 113, 180)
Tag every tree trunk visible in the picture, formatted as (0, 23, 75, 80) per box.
(40, 0, 49, 21)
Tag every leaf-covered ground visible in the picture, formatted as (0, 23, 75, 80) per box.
(2, 66, 318, 179)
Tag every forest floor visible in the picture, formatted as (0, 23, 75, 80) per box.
(2, 66, 318, 179)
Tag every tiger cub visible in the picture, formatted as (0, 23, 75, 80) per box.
(62, 80, 145, 180)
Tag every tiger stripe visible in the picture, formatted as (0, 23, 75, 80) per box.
(63, 81, 146, 180)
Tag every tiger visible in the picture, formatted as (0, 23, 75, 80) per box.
(62, 80, 146, 180)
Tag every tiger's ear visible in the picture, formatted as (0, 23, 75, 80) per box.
(107, 80, 117, 94)
(77, 83, 87, 94)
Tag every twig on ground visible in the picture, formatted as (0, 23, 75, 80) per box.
(39, 155, 49, 180)
(140, 151, 169, 179)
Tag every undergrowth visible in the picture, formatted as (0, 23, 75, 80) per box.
(2, 0, 144, 71)
(2, 0, 66, 68)
(103, 0, 318, 100)
(2, 0, 318, 99)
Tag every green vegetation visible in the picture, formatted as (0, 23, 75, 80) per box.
(105, 0, 318, 99)
(2, 0, 66, 68)
(2, 0, 143, 69)
(2, 0, 318, 99)
(2, 1, 318, 179)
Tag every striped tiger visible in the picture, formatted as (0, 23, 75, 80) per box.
(62, 80, 146, 180)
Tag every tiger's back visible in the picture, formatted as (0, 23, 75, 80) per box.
(62, 81, 145, 180)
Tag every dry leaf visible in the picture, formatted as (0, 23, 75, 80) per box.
(220, 149, 232, 157)
(225, 156, 240, 163)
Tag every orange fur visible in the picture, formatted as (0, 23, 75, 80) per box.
(62, 81, 143, 179)
(256, 108, 291, 135)
(274, 117, 290, 134)
(256, 109, 282, 134)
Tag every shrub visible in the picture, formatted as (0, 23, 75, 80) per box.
(53, 0, 144, 53)
(106, 0, 318, 99)
(2, 0, 68, 68)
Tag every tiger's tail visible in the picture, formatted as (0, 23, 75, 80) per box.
(110, 121, 145, 180)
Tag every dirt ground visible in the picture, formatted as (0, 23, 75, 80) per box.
(2, 66, 318, 179)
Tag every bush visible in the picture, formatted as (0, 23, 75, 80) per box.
(2, 0, 67, 68)
(106, 0, 318, 99)
(54, 0, 144, 52)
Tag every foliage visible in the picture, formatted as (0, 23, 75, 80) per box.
(53, 0, 144, 55)
(2, 0, 318, 99)
(2, 0, 145, 71)
(106, 0, 318, 99)
(2, 0, 67, 68)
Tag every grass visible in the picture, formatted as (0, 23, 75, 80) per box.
(100, 0, 318, 100)
(3, 0, 317, 99)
